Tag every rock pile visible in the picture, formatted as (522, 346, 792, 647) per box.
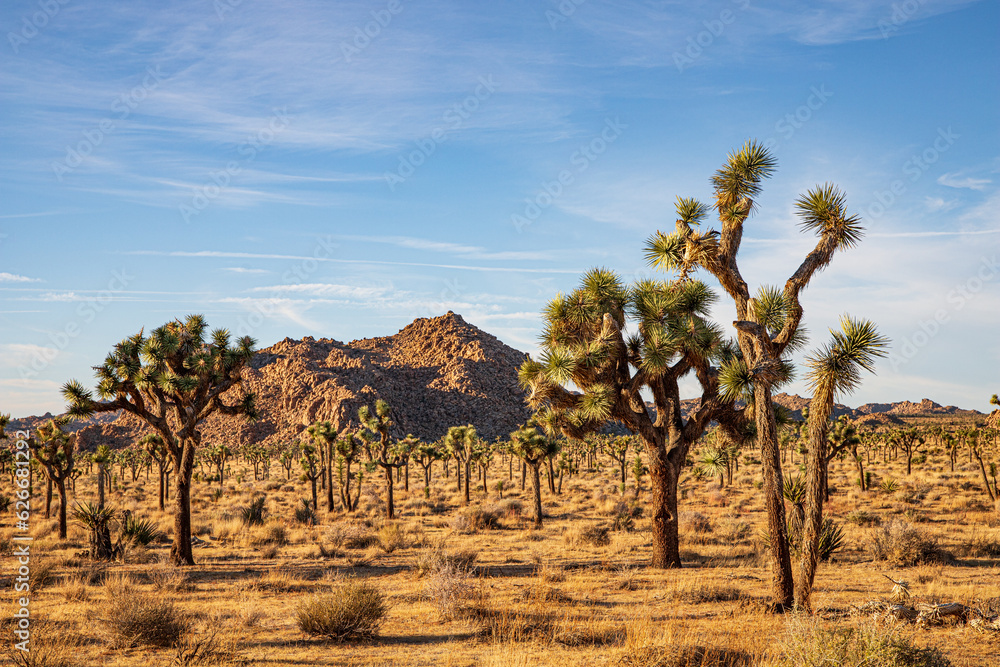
(74, 312, 531, 450)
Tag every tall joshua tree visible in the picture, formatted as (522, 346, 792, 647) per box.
(63, 315, 257, 566)
(519, 269, 745, 568)
(30, 418, 77, 539)
(644, 141, 865, 608)
(796, 316, 888, 610)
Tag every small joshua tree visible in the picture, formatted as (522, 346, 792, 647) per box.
(307, 421, 337, 512)
(299, 442, 324, 513)
(444, 425, 477, 504)
(358, 400, 412, 520)
(413, 439, 444, 499)
(334, 432, 364, 512)
(509, 424, 560, 527)
(30, 418, 77, 539)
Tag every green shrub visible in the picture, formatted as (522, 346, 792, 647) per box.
(846, 509, 881, 527)
(295, 581, 388, 641)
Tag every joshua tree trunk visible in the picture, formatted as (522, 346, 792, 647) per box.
(853, 448, 866, 492)
(974, 450, 996, 502)
(45, 478, 52, 518)
(56, 479, 68, 539)
(384, 466, 395, 520)
(648, 446, 681, 568)
(756, 386, 794, 610)
(170, 441, 196, 566)
(463, 459, 471, 504)
(530, 462, 543, 527)
(97, 465, 106, 510)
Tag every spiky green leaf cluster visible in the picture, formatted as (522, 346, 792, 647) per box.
(795, 183, 863, 250)
(805, 315, 890, 398)
(61, 315, 257, 429)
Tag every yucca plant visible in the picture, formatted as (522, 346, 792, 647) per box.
(71, 502, 120, 560)
(294, 498, 317, 525)
(120, 512, 163, 546)
(240, 495, 268, 526)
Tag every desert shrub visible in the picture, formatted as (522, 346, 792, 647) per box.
(452, 504, 503, 533)
(869, 520, 951, 567)
(618, 644, 754, 667)
(423, 561, 479, 620)
(565, 523, 611, 547)
(104, 590, 189, 648)
(295, 580, 388, 641)
(240, 495, 268, 526)
(962, 533, 1000, 558)
(846, 509, 881, 527)
(3, 619, 84, 667)
(415, 547, 479, 577)
(880, 478, 900, 494)
(669, 583, 745, 604)
(249, 522, 288, 546)
(148, 564, 192, 592)
(376, 522, 405, 553)
(0, 494, 11, 513)
(28, 559, 57, 592)
(294, 499, 317, 525)
(775, 617, 951, 667)
(609, 500, 642, 532)
(681, 511, 713, 534)
(336, 525, 378, 550)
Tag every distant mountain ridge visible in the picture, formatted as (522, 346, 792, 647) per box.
(4, 313, 988, 447)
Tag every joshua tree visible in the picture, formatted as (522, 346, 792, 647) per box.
(825, 417, 861, 500)
(30, 418, 77, 539)
(413, 439, 444, 498)
(307, 421, 337, 512)
(93, 445, 112, 510)
(279, 443, 298, 480)
(358, 400, 412, 520)
(141, 434, 171, 511)
(334, 432, 364, 512)
(605, 435, 631, 489)
(299, 442, 324, 512)
(509, 424, 560, 526)
(892, 428, 924, 476)
(796, 316, 888, 610)
(63, 315, 257, 566)
(444, 424, 477, 504)
(968, 427, 996, 502)
(205, 443, 232, 490)
(519, 269, 745, 568)
(644, 141, 866, 608)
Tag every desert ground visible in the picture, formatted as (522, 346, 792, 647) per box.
(3, 414, 998, 667)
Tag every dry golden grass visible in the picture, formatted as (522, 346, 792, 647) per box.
(6, 435, 999, 666)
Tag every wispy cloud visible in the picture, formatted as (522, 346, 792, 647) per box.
(937, 172, 991, 190)
(0, 273, 41, 283)
(126, 250, 582, 274)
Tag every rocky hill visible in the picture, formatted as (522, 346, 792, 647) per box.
(771, 393, 982, 423)
(67, 312, 531, 451)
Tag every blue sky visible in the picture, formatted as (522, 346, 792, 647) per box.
(1, 0, 997, 417)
